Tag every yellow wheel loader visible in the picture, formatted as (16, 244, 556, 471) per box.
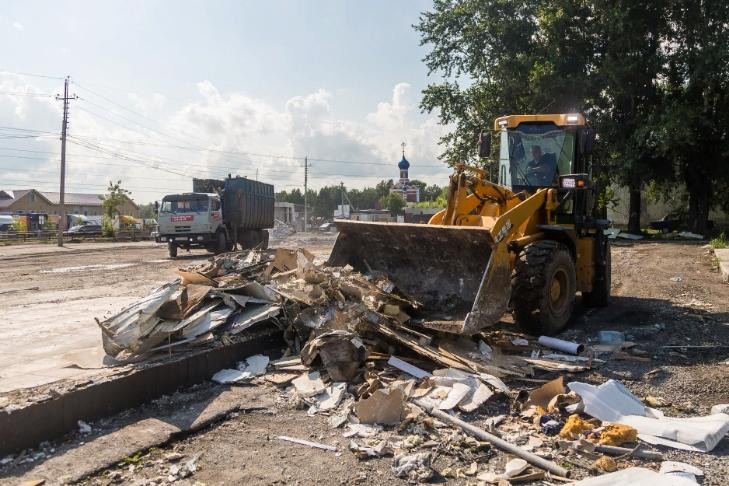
(328, 113, 610, 336)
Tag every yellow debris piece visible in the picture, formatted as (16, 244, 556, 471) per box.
(598, 423, 638, 446)
(559, 414, 594, 439)
(594, 455, 617, 472)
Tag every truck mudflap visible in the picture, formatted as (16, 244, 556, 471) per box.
(327, 220, 510, 334)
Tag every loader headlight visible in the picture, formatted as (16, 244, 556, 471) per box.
(566, 114, 580, 124)
(160, 236, 167, 242)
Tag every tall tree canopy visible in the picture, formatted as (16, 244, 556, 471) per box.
(417, 0, 729, 233)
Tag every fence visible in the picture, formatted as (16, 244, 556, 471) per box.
(0, 230, 153, 243)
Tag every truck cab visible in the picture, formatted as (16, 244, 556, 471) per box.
(156, 193, 226, 257)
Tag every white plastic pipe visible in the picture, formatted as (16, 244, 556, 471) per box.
(538, 335, 584, 355)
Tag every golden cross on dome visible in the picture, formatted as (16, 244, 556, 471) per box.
(401, 142, 406, 156)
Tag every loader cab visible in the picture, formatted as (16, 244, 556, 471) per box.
(495, 114, 593, 192)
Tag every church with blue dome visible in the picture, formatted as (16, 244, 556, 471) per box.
(391, 143, 420, 203)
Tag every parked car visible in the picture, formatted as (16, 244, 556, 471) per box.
(0, 214, 14, 232)
(650, 212, 714, 233)
(66, 224, 102, 235)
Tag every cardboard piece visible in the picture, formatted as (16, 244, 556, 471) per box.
(176, 270, 218, 287)
(356, 387, 405, 425)
(525, 376, 565, 409)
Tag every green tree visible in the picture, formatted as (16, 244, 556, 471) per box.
(652, 0, 729, 233)
(384, 192, 407, 216)
(416, 0, 672, 232)
(99, 181, 131, 237)
(422, 184, 443, 202)
(137, 202, 157, 219)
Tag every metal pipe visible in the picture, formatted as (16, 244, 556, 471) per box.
(415, 400, 569, 477)
(538, 335, 584, 355)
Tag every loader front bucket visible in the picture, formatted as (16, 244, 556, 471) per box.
(327, 220, 507, 333)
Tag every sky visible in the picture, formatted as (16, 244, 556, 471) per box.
(0, 0, 453, 204)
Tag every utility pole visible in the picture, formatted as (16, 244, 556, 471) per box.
(340, 181, 345, 215)
(55, 76, 76, 247)
(255, 167, 259, 181)
(303, 156, 308, 231)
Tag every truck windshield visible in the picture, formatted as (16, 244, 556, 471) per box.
(505, 123, 575, 188)
(160, 198, 209, 213)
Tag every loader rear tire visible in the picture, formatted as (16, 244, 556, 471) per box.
(168, 242, 178, 259)
(512, 240, 576, 336)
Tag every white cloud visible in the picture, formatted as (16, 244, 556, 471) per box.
(12, 21, 23, 31)
(0, 74, 450, 203)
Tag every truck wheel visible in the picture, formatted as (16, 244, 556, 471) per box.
(168, 242, 178, 258)
(511, 240, 576, 336)
(215, 231, 229, 254)
(583, 235, 611, 307)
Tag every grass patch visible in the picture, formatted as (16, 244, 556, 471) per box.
(710, 231, 728, 249)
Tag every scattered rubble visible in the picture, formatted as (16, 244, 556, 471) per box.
(86, 247, 729, 484)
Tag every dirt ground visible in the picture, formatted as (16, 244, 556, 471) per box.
(0, 233, 335, 395)
(2, 237, 729, 485)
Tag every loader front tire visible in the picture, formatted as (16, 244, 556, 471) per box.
(512, 240, 576, 336)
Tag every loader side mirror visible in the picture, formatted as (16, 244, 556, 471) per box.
(579, 128, 596, 156)
(478, 131, 491, 158)
(154, 201, 159, 212)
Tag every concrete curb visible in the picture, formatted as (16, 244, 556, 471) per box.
(4, 386, 274, 485)
(714, 248, 729, 283)
(0, 329, 283, 456)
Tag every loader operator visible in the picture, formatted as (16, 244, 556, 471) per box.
(526, 145, 558, 186)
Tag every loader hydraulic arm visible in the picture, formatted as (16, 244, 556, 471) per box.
(461, 188, 554, 334)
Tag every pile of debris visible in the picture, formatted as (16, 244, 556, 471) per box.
(95, 249, 729, 484)
(268, 219, 296, 240)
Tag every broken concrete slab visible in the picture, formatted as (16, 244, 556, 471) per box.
(212, 368, 252, 384)
(292, 371, 327, 398)
(307, 382, 347, 415)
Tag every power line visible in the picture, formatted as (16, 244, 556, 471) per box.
(0, 91, 55, 97)
(68, 134, 300, 175)
(73, 80, 218, 148)
(0, 126, 57, 134)
(72, 82, 446, 170)
(67, 136, 292, 179)
(0, 70, 65, 80)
